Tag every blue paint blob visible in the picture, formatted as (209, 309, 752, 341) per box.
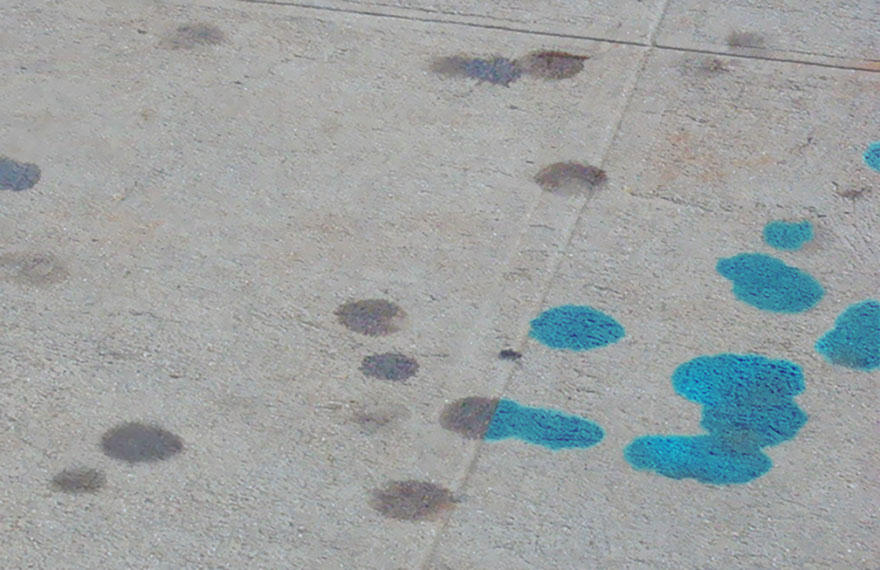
(624, 354, 808, 484)
(864, 141, 880, 173)
(815, 299, 880, 370)
(716, 253, 823, 313)
(529, 305, 624, 351)
(486, 399, 604, 450)
(763, 220, 813, 251)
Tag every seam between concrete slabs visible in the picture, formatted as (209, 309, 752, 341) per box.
(238, 0, 880, 73)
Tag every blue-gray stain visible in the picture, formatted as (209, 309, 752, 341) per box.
(486, 399, 604, 450)
(529, 305, 624, 351)
(815, 299, 880, 371)
(432, 56, 522, 86)
(716, 253, 823, 313)
(625, 354, 807, 484)
(763, 220, 813, 251)
(0, 156, 41, 191)
(864, 141, 880, 173)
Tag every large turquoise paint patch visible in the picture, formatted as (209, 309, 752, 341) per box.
(716, 253, 823, 313)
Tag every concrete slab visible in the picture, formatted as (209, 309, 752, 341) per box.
(656, 0, 880, 69)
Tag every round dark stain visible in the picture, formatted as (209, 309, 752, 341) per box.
(0, 252, 68, 285)
(51, 467, 106, 494)
(0, 156, 41, 191)
(535, 162, 607, 195)
(369, 480, 456, 521)
(101, 422, 184, 463)
(431, 56, 522, 86)
(162, 23, 225, 49)
(360, 353, 419, 381)
(335, 299, 406, 336)
(499, 348, 523, 360)
(439, 397, 500, 440)
(519, 51, 588, 80)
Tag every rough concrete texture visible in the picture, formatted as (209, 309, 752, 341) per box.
(1, 0, 877, 568)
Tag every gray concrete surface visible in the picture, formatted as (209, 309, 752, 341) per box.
(1, 0, 877, 568)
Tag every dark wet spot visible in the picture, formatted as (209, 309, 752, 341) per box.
(0, 252, 68, 285)
(727, 31, 766, 48)
(369, 480, 455, 521)
(351, 405, 409, 434)
(0, 156, 41, 191)
(51, 467, 106, 494)
(335, 299, 406, 336)
(534, 162, 607, 195)
(161, 23, 225, 50)
(499, 349, 522, 360)
(101, 422, 183, 463)
(360, 353, 419, 381)
(431, 56, 522, 86)
(439, 397, 499, 440)
(836, 187, 871, 199)
(519, 51, 588, 80)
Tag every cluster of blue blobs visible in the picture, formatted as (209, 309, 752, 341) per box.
(763, 220, 813, 251)
(529, 305, 625, 350)
(486, 399, 604, 450)
(815, 300, 880, 371)
(864, 141, 880, 173)
(717, 253, 824, 313)
(625, 354, 808, 484)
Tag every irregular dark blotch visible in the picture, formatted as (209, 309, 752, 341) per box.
(0, 252, 68, 285)
(499, 349, 522, 360)
(0, 156, 41, 191)
(101, 422, 184, 463)
(431, 56, 522, 86)
(335, 299, 406, 336)
(535, 162, 607, 195)
(836, 187, 870, 200)
(161, 23, 225, 50)
(727, 31, 766, 48)
(439, 397, 499, 440)
(369, 480, 455, 521)
(519, 51, 588, 80)
(351, 405, 409, 435)
(360, 353, 419, 381)
(51, 467, 106, 494)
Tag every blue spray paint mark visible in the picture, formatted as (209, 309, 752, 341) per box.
(0, 156, 41, 191)
(864, 141, 880, 173)
(486, 399, 604, 450)
(763, 220, 813, 251)
(625, 354, 807, 484)
(716, 253, 823, 313)
(815, 299, 880, 371)
(529, 305, 624, 351)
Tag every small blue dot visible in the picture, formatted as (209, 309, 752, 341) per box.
(815, 299, 880, 371)
(763, 220, 813, 251)
(529, 305, 624, 351)
(486, 399, 604, 450)
(864, 141, 880, 173)
(717, 253, 823, 313)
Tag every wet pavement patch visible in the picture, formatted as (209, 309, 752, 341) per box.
(101, 422, 184, 463)
(0, 252, 68, 286)
(369, 480, 455, 521)
(440, 397, 500, 439)
(726, 31, 766, 48)
(335, 299, 406, 336)
(519, 51, 588, 80)
(534, 162, 607, 195)
(431, 56, 523, 86)
(498, 349, 522, 360)
(815, 299, 880, 370)
(161, 23, 225, 49)
(0, 156, 41, 191)
(51, 467, 106, 494)
(360, 353, 419, 381)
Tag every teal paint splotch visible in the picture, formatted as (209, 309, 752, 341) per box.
(624, 354, 808, 484)
(486, 399, 604, 450)
(717, 253, 823, 313)
(763, 220, 813, 251)
(529, 305, 624, 351)
(815, 300, 880, 370)
(864, 141, 880, 173)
